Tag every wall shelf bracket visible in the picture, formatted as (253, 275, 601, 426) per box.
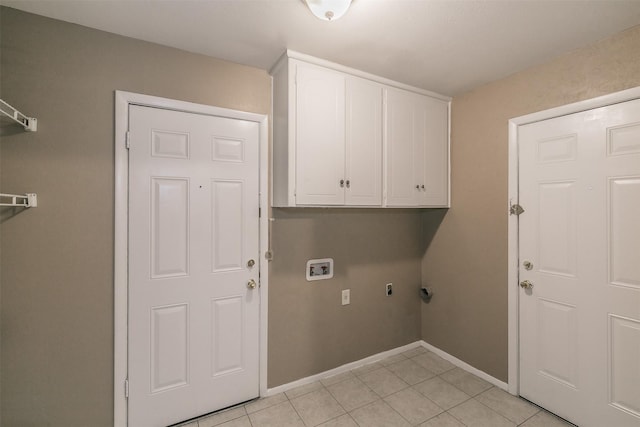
(0, 193, 38, 208)
(0, 99, 38, 132)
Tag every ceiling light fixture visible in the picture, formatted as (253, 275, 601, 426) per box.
(305, 0, 352, 21)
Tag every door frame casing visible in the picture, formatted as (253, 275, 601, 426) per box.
(114, 91, 270, 426)
(507, 86, 640, 395)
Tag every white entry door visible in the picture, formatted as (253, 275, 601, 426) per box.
(518, 98, 640, 427)
(128, 105, 260, 427)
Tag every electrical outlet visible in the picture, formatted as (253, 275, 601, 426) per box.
(386, 283, 393, 296)
(342, 289, 350, 305)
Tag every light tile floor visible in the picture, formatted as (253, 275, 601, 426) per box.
(178, 347, 575, 427)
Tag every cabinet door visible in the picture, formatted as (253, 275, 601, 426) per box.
(295, 63, 345, 205)
(345, 78, 382, 206)
(385, 88, 419, 206)
(417, 97, 449, 206)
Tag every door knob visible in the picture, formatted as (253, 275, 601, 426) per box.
(520, 280, 534, 290)
(247, 279, 257, 289)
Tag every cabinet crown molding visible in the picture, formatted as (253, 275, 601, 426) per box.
(270, 50, 451, 103)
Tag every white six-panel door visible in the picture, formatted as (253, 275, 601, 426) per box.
(128, 105, 260, 426)
(518, 98, 640, 427)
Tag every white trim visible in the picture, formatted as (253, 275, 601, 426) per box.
(114, 91, 129, 427)
(507, 120, 520, 395)
(266, 340, 508, 396)
(258, 108, 270, 398)
(507, 86, 640, 397)
(446, 101, 452, 207)
(114, 91, 269, 426)
(266, 342, 422, 396)
(419, 341, 508, 391)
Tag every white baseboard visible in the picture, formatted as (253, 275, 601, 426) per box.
(265, 341, 422, 396)
(266, 340, 508, 396)
(419, 340, 508, 391)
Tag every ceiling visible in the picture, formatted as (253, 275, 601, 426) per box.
(4, 0, 640, 96)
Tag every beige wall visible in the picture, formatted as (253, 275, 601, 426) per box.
(0, 7, 270, 426)
(0, 7, 423, 426)
(269, 208, 422, 386)
(421, 25, 640, 381)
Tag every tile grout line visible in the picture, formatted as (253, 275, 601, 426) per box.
(245, 403, 255, 427)
(324, 371, 376, 415)
(473, 388, 542, 426)
(195, 349, 513, 427)
(329, 360, 415, 425)
(466, 394, 520, 426)
(356, 359, 432, 427)
(516, 409, 541, 427)
(285, 390, 310, 427)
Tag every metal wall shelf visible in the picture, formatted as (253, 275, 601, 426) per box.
(0, 193, 38, 208)
(0, 99, 39, 208)
(0, 99, 37, 132)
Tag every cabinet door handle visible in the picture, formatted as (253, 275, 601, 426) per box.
(416, 184, 420, 189)
(421, 185, 425, 190)
(340, 179, 345, 187)
(346, 180, 350, 188)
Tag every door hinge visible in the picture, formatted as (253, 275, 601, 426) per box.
(510, 203, 525, 216)
(125, 131, 131, 149)
(124, 379, 129, 399)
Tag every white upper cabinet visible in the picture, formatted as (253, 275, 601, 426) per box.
(385, 88, 449, 207)
(271, 50, 450, 208)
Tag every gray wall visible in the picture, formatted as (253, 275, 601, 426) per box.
(422, 24, 640, 381)
(0, 7, 423, 426)
(0, 7, 271, 426)
(269, 208, 422, 386)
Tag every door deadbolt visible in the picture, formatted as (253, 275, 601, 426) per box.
(247, 259, 255, 268)
(519, 280, 534, 290)
(523, 260, 533, 271)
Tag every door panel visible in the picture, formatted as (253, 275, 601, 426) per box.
(385, 88, 418, 206)
(211, 180, 244, 271)
(536, 298, 578, 388)
(519, 98, 640, 427)
(417, 96, 449, 206)
(609, 314, 640, 418)
(295, 63, 345, 205)
(128, 105, 260, 427)
(150, 303, 189, 393)
(346, 77, 382, 205)
(211, 296, 244, 376)
(150, 177, 190, 278)
(609, 177, 640, 288)
(537, 181, 577, 277)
